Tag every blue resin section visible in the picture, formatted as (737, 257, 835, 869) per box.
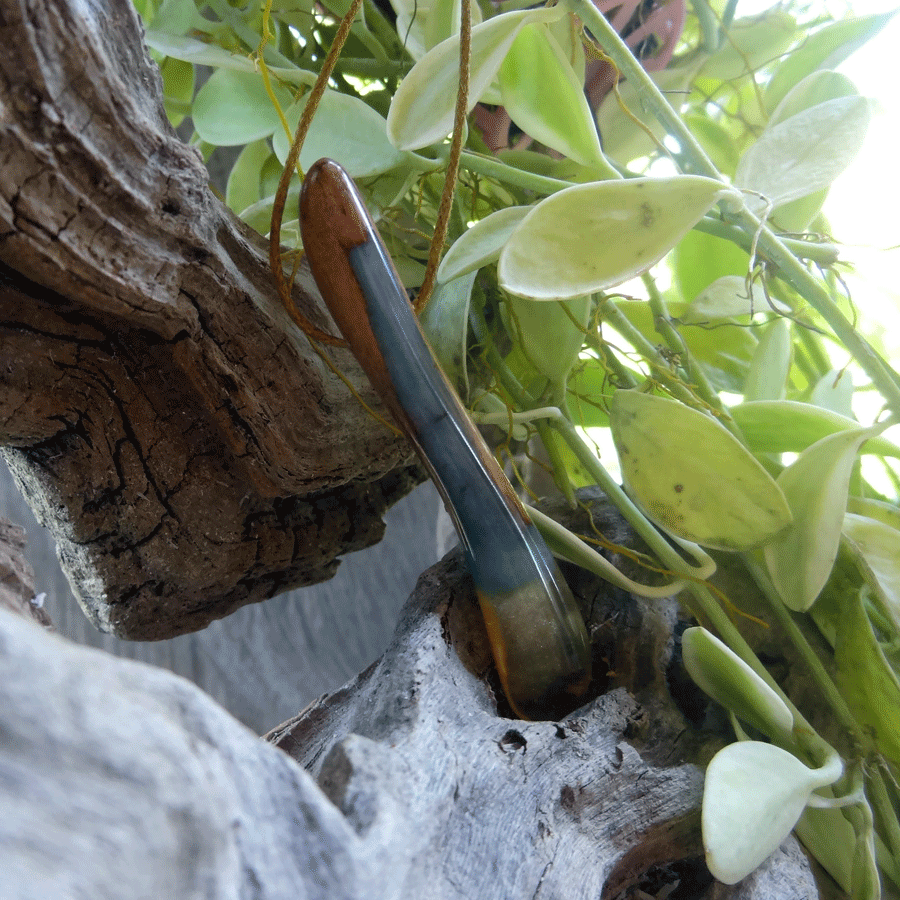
(348, 240, 559, 598)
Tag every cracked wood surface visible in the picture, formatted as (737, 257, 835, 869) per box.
(0, 0, 420, 638)
(0, 505, 822, 899)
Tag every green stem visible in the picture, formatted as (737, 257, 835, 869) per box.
(868, 765, 900, 882)
(742, 556, 864, 739)
(566, 0, 721, 179)
(693, 216, 840, 268)
(567, 0, 900, 418)
(459, 150, 573, 195)
(642, 274, 743, 441)
(735, 208, 900, 414)
(598, 298, 709, 408)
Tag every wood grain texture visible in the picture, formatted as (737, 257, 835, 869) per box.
(0, 490, 821, 899)
(0, 0, 424, 638)
(0, 460, 442, 733)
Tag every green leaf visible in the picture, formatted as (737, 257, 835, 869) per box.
(418, 270, 478, 392)
(597, 64, 701, 166)
(159, 57, 194, 129)
(226, 139, 274, 216)
(498, 177, 739, 302)
(567, 360, 612, 429)
(148, 0, 201, 35)
(272, 90, 407, 177)
(193, 68, 294, 146)
(730, 401, 900, 459)
(437, 207, 530, 284)
(610, 390, 791, 550)
(498, 23, 615, 174)
(672, 229, 751, 305)
(763, 425, 884, 611)
(698, 12, 797, 81)
(735, 96, 871, 211)
(681, 275, 775, 322)
(770, 70, 859, 127)
(744, 318, 791, 401)
(682, 627, 794, 739)
(145, 31, 318, 86)
(843, 513, 900, 634)
(809, 369, 854, 418)
(387, 6, 563, 150)
(764, 13, 897, 112)
(795, 805, 855, 894)
(703, 742, 843, 884)
(614, 298, 758, 394)
(834, 583, 900, 768)
(505, 295, 591, 386)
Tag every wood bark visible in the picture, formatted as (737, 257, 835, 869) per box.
(0, 0, 419, 639)
(0, 507, 822, 900)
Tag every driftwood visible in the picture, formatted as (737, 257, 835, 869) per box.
(0, 510, 821, 899)
(0, 0, 420, 639)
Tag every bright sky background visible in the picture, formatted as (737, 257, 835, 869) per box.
(822, 0, 900, 359)
(586, 2, 900, 488)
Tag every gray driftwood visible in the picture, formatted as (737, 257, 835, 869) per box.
(0, 0, 419, 640)
(0, 514, 820, 899)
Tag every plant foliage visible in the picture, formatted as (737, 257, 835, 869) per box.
(135, 0, 900, 893)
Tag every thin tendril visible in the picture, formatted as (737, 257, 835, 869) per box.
(415, 0, 471, 314)
(268, 0, 365, 346)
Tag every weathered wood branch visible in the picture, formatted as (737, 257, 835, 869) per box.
(0, 0, 420, 638)
(0, 507, 820, 899)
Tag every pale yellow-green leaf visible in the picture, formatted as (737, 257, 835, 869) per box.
(681, 275, 773, 322)
(505, 295, 590, 386)
(764, 71, 859, 230)
(498, 23, 615, 174)
(730, 401, 900, 459)
(698, 12, 797, 81)
(809, 369, 854, 418)
(272, 90, 407, 177)
(703, 742, 842, 884)
(682, 627, 793, 739)
(498, 177, 739, 302)
(547, 13, 585, 84)
(387, 6, 563, 150)
(769, 70, 858, 127)
(425, 0, 459, 51)
(736, 95, 871, 210)
(437, 206, 530, 284)
(764, 13, 896, 111)
(610, 391, 791, 551)
(847, 497, 900, 532)
(843, 513, 900, 633)
(763, 425, 884, 611)
(744, 318, 791, 401)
